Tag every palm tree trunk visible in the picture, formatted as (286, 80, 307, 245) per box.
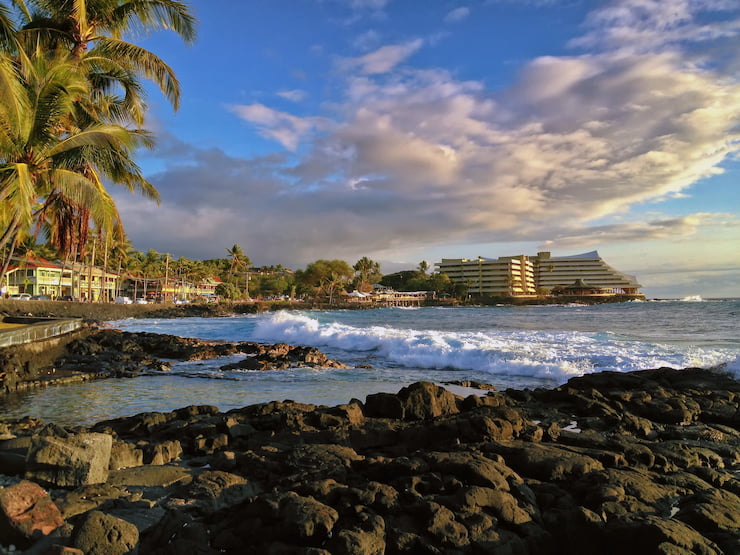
(0, 233, 19, 297)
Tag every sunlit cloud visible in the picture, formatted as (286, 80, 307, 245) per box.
(339, 39, 423, 74)
(133, 0, 740, 295)
(228, 103, 326, 151)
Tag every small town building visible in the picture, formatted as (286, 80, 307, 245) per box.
(4, 257, 73, 297)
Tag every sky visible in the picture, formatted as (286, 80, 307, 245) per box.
(113, 0, 740, 298)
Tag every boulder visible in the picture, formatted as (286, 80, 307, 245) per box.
(0, 480, 64, 547)
(72, 510, 139, 555)
(397, 382, 460, 421)
(25, 433, 112, 487)
(109, 440, 143, 470)
(180, 470, 260, 513)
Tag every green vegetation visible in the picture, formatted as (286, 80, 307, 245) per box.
(0, 0, 196, 290)
(0, 3, 466, 305)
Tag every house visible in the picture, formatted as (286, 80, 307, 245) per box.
(4, 257, 72, 297)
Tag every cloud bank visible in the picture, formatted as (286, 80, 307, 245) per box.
(124, 1, 740, 274)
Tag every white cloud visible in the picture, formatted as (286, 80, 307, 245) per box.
(277, 89, 307, 102)
(444, 7, 470, 23)
(571, 0, 740, 54)
(228, 103, 325, 150)
(130, 1, 740, 291)
(339, 39, 423, 74)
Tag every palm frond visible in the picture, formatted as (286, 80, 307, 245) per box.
(93, 36, 180, 109)
(109, 0, 196, 43)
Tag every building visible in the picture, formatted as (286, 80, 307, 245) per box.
(436, 250, 641, 297)
(533, 251, 641, 295)
(69, 262, 119, 302)
(4, 257, 73, 297)
(436, 255, 536, 297)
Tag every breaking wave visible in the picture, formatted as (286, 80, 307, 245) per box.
(250, 311, 734, 380)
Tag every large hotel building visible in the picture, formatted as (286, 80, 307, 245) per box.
(436, 251, 642, 298)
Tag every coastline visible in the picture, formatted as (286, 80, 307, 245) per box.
(0, 300, 738, 553)
(1, 367, 738, 554)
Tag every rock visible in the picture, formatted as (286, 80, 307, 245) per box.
(484, 441, 605, 481)
(25, 433, 112, 487)
(397, 382, 460, 421)
(180, 470, 260, 513)
(0, 480, 64, 547)
(145, 439, 182, 465)
(220, 343, 348, 371)
(139, 509, 213, 554)
(278, 492, 340, 542)
(327, 507, 386, 555)
(364, 392, 405, 419)
(676, 487, 740, 553)
(109, 440, 143, 470)
(72, 510, 139, 555)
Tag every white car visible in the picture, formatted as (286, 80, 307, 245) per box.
(134, 298, 149, 304)
(9, 293, 31, 300)
(115, 296, 133, 304)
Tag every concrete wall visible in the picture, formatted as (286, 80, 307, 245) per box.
(0, 317, 84, 348)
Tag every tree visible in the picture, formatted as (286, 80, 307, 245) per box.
(0, 1, 196, 291)
(353, 256, 381, 292)
(215, 281, 240, 300)
(14, 0, 196, 121)
(226, 243, 251, 295)
(418, 260, 429, 275)
(297, 259, 353, 300)
(0, 48, 150, 284)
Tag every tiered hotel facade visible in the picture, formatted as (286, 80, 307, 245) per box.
(436, 251, 642, 297)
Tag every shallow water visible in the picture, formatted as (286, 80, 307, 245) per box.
(2, 300, 738, 426)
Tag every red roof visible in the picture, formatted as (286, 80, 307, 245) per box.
(7, 256, 63, 271)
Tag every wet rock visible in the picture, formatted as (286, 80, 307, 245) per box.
(26, 433, 112, 487)
(0, 480, 64, 547)
(220, 343, 348, 371)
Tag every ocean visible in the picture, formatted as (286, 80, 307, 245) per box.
(2, 299, 738, 426)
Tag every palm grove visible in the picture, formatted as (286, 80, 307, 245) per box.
(0, 1, 458, 302)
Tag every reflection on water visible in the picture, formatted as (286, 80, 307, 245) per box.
(0, 373, 412, 427)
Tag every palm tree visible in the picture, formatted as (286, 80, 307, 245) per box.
(14, 0, 196, 121)
(0, 48, 153, 289)
(353, 256, 381, 293)
(226, 244, 251, 296)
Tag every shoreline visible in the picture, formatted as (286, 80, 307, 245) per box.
(0, 302, 738, 553)
(1, 366, 738, 554)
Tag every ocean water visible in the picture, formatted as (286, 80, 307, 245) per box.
(2, 300, 738, 426)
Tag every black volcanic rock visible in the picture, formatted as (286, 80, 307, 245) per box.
(0, 366, 738, 554)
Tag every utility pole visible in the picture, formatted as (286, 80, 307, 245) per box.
(164, 254, 170, 303)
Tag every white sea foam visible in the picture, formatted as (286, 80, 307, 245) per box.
(250, 311, 736, 379)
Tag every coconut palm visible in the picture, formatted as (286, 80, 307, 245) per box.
(14, 0, 196, 122)
(353, 256, 381, 292)
(0, 48, 152, 284)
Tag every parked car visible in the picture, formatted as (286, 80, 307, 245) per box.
(57, 295, 77, 302)
(134, 298, 149, 304)
(9, 293, 31, 300)
(30, 295, 52, 301)
(115, 296, 133, 304)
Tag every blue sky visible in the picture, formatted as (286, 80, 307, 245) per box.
(114, 0, 740, 298)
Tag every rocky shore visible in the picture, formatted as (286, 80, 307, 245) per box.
(1, 346, 738, 553)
